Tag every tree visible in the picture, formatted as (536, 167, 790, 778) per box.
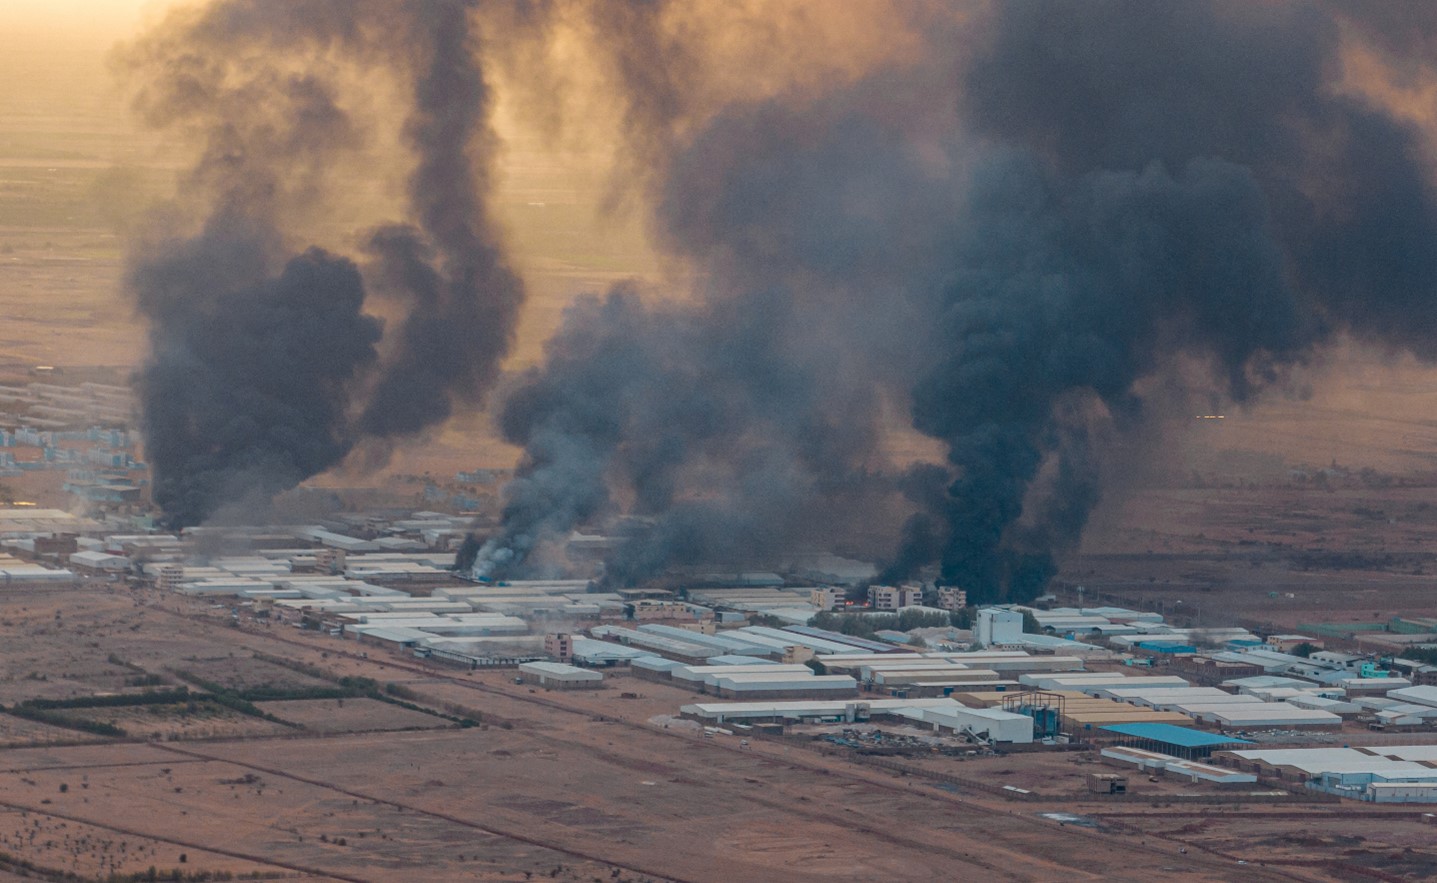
(748, 613, 787, 628)
(950, 607, 974, 629)
(1021, 609, 1043, 634)
(1291, 642, 1318, 658)
(1407, 646, 1437, 666)
(893, 609, 950, 631)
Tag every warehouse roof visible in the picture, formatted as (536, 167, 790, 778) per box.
(1100, 723, 1252, 748)
(519, 661, 600, 677)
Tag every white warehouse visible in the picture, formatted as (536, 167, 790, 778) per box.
(518, 662, 603, 690)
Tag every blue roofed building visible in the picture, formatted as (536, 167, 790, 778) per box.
(1100, 722, 1253, 760)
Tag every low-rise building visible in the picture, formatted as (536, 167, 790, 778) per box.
(545, 632, 573, 663)
(977, 608, 1023, 646)
(936, 586, 967, 611)
(518, 661, 603, 690)
(810, 586, 844, 611)
(868, 584, 922, 611)
(1266, 634, 1321, 653)
(68, 550, 131, 574)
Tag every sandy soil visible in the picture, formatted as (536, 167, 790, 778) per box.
(0, 585, 1425, 881)
(256, 698, 449, 734)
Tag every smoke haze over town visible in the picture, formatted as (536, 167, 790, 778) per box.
(8, 4, 1437, 880)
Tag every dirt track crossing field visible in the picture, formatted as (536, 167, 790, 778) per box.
(0, 585, 1431, 881)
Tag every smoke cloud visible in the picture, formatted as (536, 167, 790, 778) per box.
(480, 1, 1437, 601)
(356, 0, 523, 442)
(124, 0, 528, 526)
(122, 2, 1437, 599)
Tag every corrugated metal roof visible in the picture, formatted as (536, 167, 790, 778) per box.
(1100, 723, 1252, 747)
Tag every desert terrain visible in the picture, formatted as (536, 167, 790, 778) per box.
(5, 17, 1437, 883)
(0, 582, 1423, 881)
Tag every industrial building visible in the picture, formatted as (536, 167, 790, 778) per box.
(1100, 746, 1258, 785)
(679, 698, 1034, 744)
(667, 663, 814, 690)
(517, 662, 603, 690)
(0, 552, 74, 583)
(821, 652, 1085, 676)
(1097, 723, 1251, 760)
(976, 608, 1023, 645)
(991, 690, 1194, 737)
(570, 637, 653, 667)
(710, 673, 859, 700)
(910, 704, 1034, 744)
(1222, 746, 1437, 802)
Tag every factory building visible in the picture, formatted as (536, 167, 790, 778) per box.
(680, 697, 1034, 743)
(936, 586, 967, 611)
(67, 550, 130, 574)
(782, 626, 900, 654)
(517, 662, 603, 690)
(1100, 746, 1258, 785)
(1097, 723, 1251, 760)
(622, 656, 857, 698)
(908, 705, 1033, 744)
(990, 690, 1193, 737)
(710, 673, 859, 700)
(976, 608, 1023, 646)
(868, 584, 922, 611)
(820, 652, 1084, 676)
(0, 553, 75, 583)
(1266, 634, 1321, 652)
(569, 637, 653, 667)
(668, 663, 816, 692)
(1222, 746, 1437, 802)
(1386, 685, 1437, 709)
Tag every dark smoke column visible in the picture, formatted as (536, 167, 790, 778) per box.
(358, 0, 524, 441)
(125, 0, 527, 527)
(137, 237, 381, 527)
(480, 1, 1437, 603)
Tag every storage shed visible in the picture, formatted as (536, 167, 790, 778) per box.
(518, 661, 603, 690)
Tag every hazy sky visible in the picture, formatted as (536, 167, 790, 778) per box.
(1, 0, 176, 40)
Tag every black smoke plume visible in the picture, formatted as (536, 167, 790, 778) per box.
(125, 0, 527, 526)
(137, 231, 380, 527)
(357, 0, 524, 440)
(484, 2, 1437, 602)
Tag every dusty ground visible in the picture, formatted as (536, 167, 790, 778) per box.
(254, 698, 448, 734)
(1065, 480, 1437, 634)
(0, 584, 1429, 881)
(3, 26, 1437, 883)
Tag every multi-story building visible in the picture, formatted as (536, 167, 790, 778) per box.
(869, 584, 922, 611)
(936, 586, 967, 611)
(544, 632, 573, 663)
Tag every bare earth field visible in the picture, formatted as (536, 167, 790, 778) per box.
(1069, 472, 1437, 633)
(5, 29, 1437, 883)
(0, 585, 1428, 881)
(255, 698, 449, 734)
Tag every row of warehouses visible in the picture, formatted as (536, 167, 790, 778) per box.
(679, 698, 1036, 745)
(1220, 745, 1437, 803)
(600, 620, 1411, 744)
(993, 671, 1348, 730)
(661, 650, 1251, 744)
(633, 659, 859, 699)
(589, 623, 924, 663)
